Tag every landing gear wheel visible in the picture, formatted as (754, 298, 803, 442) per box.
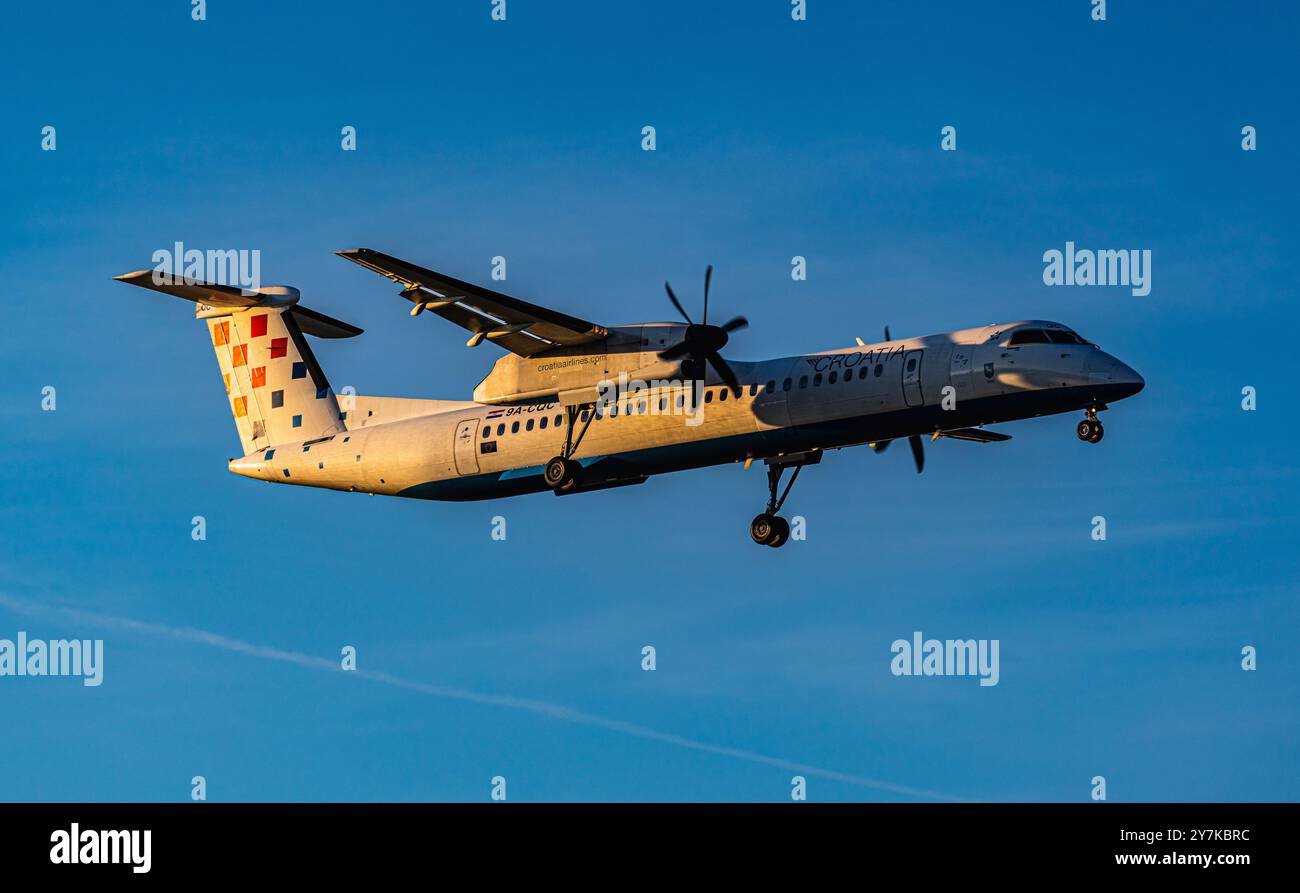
(544, 456, 580, 492)
(1087, 421, 1104, 443)
(750, 514, 790, 547)
(767, 516, 790, 548)
(1076, 420, 1096, 442)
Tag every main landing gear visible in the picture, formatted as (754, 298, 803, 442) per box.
(1076, 403, 1105, 444)
(750, 451, 820, 548)
(545, 403, 597, 494)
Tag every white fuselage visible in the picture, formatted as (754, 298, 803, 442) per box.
(228, 320, 1143, 501)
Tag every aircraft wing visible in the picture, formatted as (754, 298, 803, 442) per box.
(337, 248, 608, 357)
(934, 427, 1013, 443)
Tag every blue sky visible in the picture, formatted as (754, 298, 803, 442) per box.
(1, 1, 1297, 801)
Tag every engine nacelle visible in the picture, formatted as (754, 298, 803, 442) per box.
(472, 323, 690, 404)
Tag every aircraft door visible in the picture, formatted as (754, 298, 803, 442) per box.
(453, 418, 481, 475)
(902, 350, 923, 407)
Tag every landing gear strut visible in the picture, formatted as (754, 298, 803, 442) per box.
(1076, 403, 1105, 444)
(750, 451, 820, 547)
(545, 403, 597, 493)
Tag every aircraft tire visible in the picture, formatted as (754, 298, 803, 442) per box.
(544, 456, 579, 491)
(767, 516, 790, 548)
(750, 513, 777, 545)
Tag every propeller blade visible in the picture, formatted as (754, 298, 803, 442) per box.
(884, 325, 892, 341)
(658, 340, 692, 361)
(720, 315, 748, 333)
(702, 265, 712, 325)
(665, 282, 692, 324)
(706, 350, 742, 396)
(872, 440, 892, 454)
(908, 435, 925, 474)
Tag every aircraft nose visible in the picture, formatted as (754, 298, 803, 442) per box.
(1086, 352, 1144, 399)
(1121, 362, 1145, 396)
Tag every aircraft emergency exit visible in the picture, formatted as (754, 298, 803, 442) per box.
(115, 249, 1144, 547)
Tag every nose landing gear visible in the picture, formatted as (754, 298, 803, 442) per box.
(1076, 404, 1105, 443)
(750, 451, 820, 547)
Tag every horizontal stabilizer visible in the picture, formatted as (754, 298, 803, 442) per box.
(933, 427, 1012, 443)
(113, 269, 268, 307)
(113, 269, 361, 338)
(288, 304, 363, 339)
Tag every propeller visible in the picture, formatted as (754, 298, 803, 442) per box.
(868, 322, 924, 471)
(658, 265, 748, 396)
(870, 434, 926, 474)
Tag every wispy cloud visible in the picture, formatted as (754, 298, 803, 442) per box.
(0, 593, 963, 802)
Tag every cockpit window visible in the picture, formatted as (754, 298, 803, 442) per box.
(1008, 329, 1052, 345)
(1046, 330, 1087, 345)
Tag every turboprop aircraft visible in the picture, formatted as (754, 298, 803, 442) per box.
(115, 249, 1144, 547)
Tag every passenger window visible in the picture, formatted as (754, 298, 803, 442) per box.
(555, 414, 563, 427)
(829, 371, 838, 384)
(719, 389, 728, 401)
(526, 419, 534, 431)
(511, 421, 520, 433)
(659, 397, 668, 411)
(782, 378, 792, 391)
(496, 424, 505, 436)
(814, 373, 823, 386)
(482, 426, 490, 438)
(844, 368, 854, 381)
(765, 380, 775, 394)
(874, 364, 883, 378)
(749, 384, 759, 397)
(539, 416, 548, 429)
(906, 358, 916, 372)
(799, 376, 808, 389)
(705, 390, 714, 403)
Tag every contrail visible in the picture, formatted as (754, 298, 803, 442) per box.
(0, 593, 964, 801)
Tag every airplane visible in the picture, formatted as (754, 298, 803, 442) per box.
(115, 248, 1144, 547)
